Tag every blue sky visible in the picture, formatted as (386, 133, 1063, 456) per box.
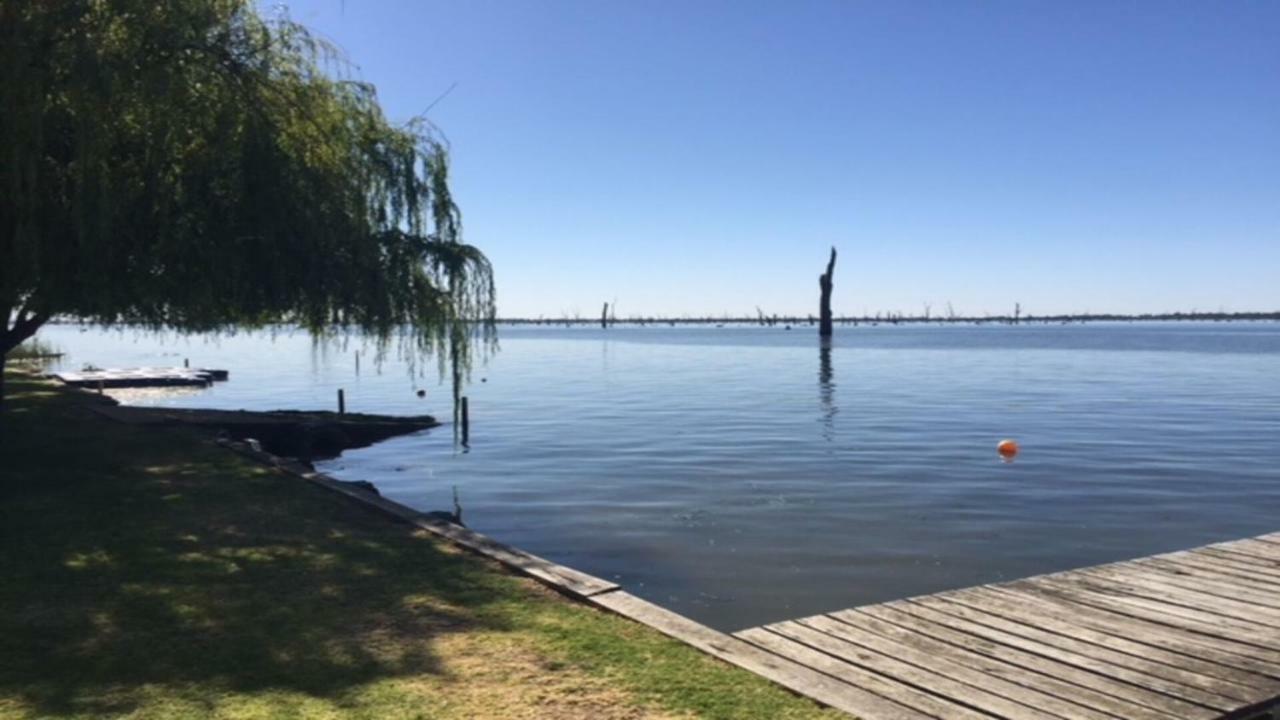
(284, 1, 1278, 318)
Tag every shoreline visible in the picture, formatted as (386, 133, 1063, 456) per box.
(0, 369, 841, 720)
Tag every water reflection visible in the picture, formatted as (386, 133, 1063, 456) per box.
(818, 338, 837, 441)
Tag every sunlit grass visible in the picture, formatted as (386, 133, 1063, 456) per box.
(0, 371, 840, 720)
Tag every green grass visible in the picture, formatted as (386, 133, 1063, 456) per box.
(0, 371, 841, 720)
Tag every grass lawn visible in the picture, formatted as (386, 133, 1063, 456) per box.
(0, 370, 841, 720)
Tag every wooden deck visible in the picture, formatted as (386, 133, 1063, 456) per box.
(53, 367, 229, 389)
(733, 533, 1280, 719)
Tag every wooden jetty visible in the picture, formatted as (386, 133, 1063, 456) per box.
(53, 367, 229, 389)
(92, 405, 437, 459)
(726, 533, 1280, 719)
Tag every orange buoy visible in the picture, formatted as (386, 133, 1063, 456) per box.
(997, 439, 1019, 459)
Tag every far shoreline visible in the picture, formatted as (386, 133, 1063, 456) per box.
(494, 312, 1280, 327)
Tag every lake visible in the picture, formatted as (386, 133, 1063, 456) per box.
(38, 322, 1280, 631)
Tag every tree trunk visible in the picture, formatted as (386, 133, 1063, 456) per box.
(818, 247, 837, 337)
(1, 309, 51, 409)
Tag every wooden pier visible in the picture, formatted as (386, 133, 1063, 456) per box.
(95, 405, 437, 460)
(729, 533, 1280, 719)
(53, 367, 229, 388)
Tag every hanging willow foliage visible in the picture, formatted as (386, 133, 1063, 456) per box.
(0, 0, 495, 401)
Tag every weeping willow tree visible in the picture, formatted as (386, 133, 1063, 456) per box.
(0, 1, 495, 406)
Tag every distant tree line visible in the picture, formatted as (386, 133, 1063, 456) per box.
(494, 310, 1280, 327)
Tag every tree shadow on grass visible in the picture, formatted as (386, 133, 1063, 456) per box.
(0, 374, 523, 717)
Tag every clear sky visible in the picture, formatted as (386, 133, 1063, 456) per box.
(283, 0, 1277, 318)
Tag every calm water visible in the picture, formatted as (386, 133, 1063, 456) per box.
(40, 323, 1280, 631)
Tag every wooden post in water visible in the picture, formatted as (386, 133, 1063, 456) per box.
(818, 246, 838, 337)
(337, 388, 345, 415)
(460, 396, 470, 446)
(601, 302, 609, 329)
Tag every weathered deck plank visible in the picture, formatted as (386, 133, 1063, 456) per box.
(1176, 551, 1280, 580)
(987, 585, 1280, 679)
(1030, 575, 1280, 641)
(1219, 539, 1280, 563)
(1124, 561, 1280, 609)
(1079, 563, 1280, 616)
(734, 627, 978, 720)
(885, 599, 1222, 716)
(913, 594, 1243, 709)
(800, 613, 1116, 720)
(952, 586, 1277, 692)
(852, 604, 1192, 719)
(732, 532, 1280, 719)
(1195, 548, 1280, 577)
(1050, 570, 1280, 629)
(1144, 555, 1280, 593)
(763, 619, 1042, 719)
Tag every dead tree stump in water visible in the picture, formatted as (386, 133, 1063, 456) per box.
(460, 396, 470, 446)
(818, 247, 837, 337)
